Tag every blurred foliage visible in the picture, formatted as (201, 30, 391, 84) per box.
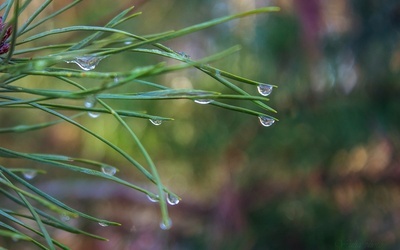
(1, 0, 400, 249)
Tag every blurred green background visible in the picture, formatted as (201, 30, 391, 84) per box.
(2, 0, 400, 249)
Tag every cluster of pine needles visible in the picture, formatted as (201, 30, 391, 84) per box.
(0, 1, 279, 249)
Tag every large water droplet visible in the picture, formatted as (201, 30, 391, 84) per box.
(65, 55, 107, 71)
(160, 218, 172, 230)
(194, 99, 213, 104)
(257, 84, 273, 96)
(98, 222, 108, 227)
(23, 170, 37, 180)
(149, 119, 163, 126)
(258, 116, 275, 127)
(101, 165, 117, 176)
(167, 193, 180, 206)
(147, 194, 159, 203)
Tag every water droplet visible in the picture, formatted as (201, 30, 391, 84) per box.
(23, 170, 37, 180)
(194, 99, 213, 104)
(147, 194, 159, 203)
(98, 222, 108, 227)
(101, 165, 117, 176)
(149, 119, 163, 126)
(88, 112, 100, 118)
(257, 84, 273, 96)
(166, 193, 180, 205)
(65, 55, 107, 71)
(84, 95, 96, 108)
(177, 51, 191, 59)
(84, 96, 100, 118)
(60, 214, 70, 222)
(258, 116, 275, 127)
(160, 218, 172, 230)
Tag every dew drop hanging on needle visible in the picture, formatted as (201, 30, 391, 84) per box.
(84, 95, 96, 109)
(84, 95, 100, 118)
(257, 84, 273, 96)
(149, 119, 163, 126)
(65, 55, 107, 71)
(194, 99, 213, 104)
(23, 170, 37, 180)
(101, 165, 117, 176)
(88, 112, 100, 118)
(60, 214, 70, 222)
(167, 193, 180, 205)
(160, 218, 172, 230)
(258, 116, 275, 127)
(147, 194, 159, 203)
